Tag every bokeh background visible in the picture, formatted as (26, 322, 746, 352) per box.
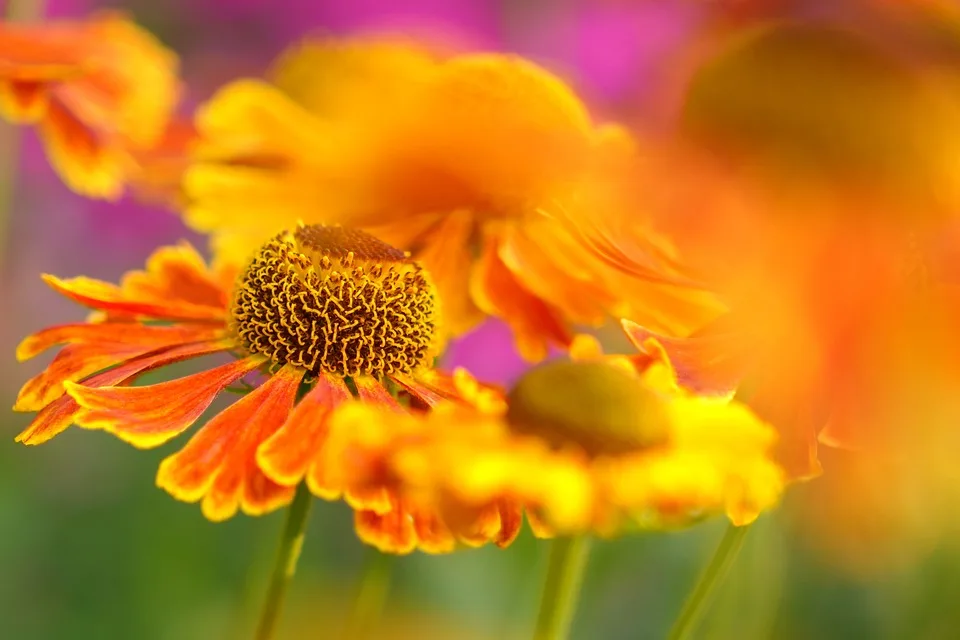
(5, 0, 960, 638)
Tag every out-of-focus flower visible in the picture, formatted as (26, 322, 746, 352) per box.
(0, 12, 180, 199)
(182, 36, 722, 361)
(597, 23, 960, 487)
(13, 224, 515, 551)
(322, 334, 783, 539)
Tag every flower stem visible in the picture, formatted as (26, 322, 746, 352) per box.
(667, 523, 751, 640)
(254, 483, 313, 640)
(533, 535, 592, 640)
(343, 547, 395, 640)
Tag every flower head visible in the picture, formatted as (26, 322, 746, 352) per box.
(13, 224, 511, 552)
(182, 36, 722, 361)
(609, 23, 960, 482)
(322, 335, 784, 539)
(0, 12, 180, 199)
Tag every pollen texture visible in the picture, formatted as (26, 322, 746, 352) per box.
(232, 224, 437, 378)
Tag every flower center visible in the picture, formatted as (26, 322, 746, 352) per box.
(231, 224, 437, 378)
(506, 360, 671, 457)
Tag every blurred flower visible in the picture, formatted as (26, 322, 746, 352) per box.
(13, 224, 514, 553)
(599, 23, 960, 485)
(322, 334, 783, 540)
(0, 12, 181, 199)
(182, 36, 722, 361)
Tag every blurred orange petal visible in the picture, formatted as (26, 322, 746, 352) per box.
(471, 232, 570, 361)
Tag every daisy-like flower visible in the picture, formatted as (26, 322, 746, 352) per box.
(0, 12, 180, 199)
(319, 334, 784, 539)
(587, 23, 960, 482)
(14, 223, 516, 550)
(182, 36, 722, 361)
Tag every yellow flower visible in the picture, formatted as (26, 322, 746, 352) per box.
(0, 12, 180, 199)
(13, 224, 516, 551)
(182, 37, 722, 361)
(321, 335, 784, 540)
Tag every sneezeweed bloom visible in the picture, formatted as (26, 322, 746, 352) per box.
(320, 335, 784, 539)
(0, 12, 180, 199)
(182, 36, 722, 361)
(13, 223, 514, 550)
(594, 23, 960, 486)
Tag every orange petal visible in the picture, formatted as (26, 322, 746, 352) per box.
(621, 317, 745, 395)
(68, 355, 266, 448)
(156, 364, 303, 521)
(454, 501, 521, 549)
(344, 486, 393, 516)
(355, 506, 417, 555)
(15, 341, 172, 412)
(406, 209, 485, 337)
(470, 233, 571, 361)
(495, 500, 524, 548)
(42, 272, 225, 322)
(119, 243, 228, 311)
(15, 340, 230, 445)
(257, 371, 351, 486)
(353, 376, 403, 411)
(411, 507, 457, 554)
(0, 79, 49, 122)
(390, 374, 446, 408)
(38, 97, 129, 200)
(16, 321, 222, 362)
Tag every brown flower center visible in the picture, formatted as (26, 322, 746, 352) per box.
(506, 360, 671, 457)
(231, 224, 437, 378)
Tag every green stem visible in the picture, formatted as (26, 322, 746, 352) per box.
(254, 483, 313, 640)
(343, 547, 395, 640)
(667, 523, 751, 640)
(533, 535, 592, 640)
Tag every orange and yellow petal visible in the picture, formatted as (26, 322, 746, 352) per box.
(41, 242, 227, 322)
(156, 364, 303, 521)
(67, 354, 265, 448)
(0, 13, 180, 198)
(470, 231, 571, 361)
(256, 371, 351, 490)
(354, 492, 457, 555)
(16, 321, 221, 362)
(15, 340, 230, 445)
(37, 98, 131, 199)
(15, 342, 171, 412)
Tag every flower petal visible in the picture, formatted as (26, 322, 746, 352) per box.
(42, 271, 224, 321)
(156, 364, 303, 521)
(16, 321, 222, 362)
(38, 97, 130, 199)
(353, 377, 403, 410)
(621, 317, 745, 396)
(257, 371, 351, 486)
(354, 505, 417, 555)
(15, 342, 167, 412)
(119, 243, 228, 311)
(470, 233, 571, 361)
(15, 340, 230, 445)
(68, 354, 266, 448)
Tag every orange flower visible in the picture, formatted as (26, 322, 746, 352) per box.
(182, 37, 722, 361)
(13, 224, 515, 551)
(320, 335, 783, 540)
(0, 12, 180, 199)
(605, 23, 960, 483)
